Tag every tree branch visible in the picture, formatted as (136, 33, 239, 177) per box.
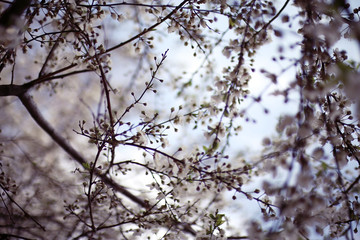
(14, 91, 198, 236)
(0, 0, 31, 27)
(17, 91, 150, 209)
(104, 0, 189, 54)
(0, 84, 27, 96)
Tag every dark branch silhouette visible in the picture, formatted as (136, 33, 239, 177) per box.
(0, 0, 31, 27)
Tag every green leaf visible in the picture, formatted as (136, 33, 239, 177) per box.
(215, 214, 225, 227)
(203, 145, 208, 152)
(211, 140, 219, 151)
(228, 18, 236, 28)
(82, 162, 90, 170)
(321, 162, 328, 171)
